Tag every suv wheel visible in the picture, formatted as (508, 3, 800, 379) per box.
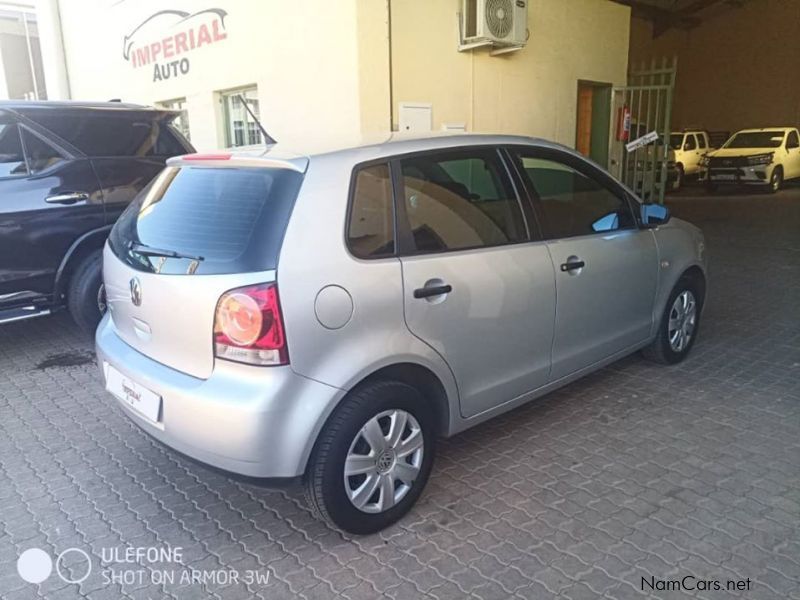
(642, 277, 702, 365)
(305, 380, 436, 534)
(67, 250, 105, 335)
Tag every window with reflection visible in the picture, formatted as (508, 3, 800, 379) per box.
(514, 154, 635, 239)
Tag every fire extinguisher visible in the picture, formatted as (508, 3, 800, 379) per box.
(616, 105, 631, 142)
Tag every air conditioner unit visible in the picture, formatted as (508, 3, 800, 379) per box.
(460, 0, 528, 51)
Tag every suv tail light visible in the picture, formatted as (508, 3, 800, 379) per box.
(214, 283, 288, 366)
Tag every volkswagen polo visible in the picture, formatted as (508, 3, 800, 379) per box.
(96, 134, 707, 534)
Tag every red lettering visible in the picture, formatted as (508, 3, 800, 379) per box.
(135, 46, 151, 67)
(163, 36, 174, 58)
(188, 28, 196, 50)
(212, 19, 227, 42)
(174, 31, 189, 55)
(196, 23, 212, 47)
(150, 41, 162, 61)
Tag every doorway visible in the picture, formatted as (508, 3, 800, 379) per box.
(575, 81, 612, 167)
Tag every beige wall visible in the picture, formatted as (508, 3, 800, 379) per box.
(52, 0, 630, 151)
(56, 0, 364, 151)
(388, 0, 631, 146)
(629, 0, 800, 133)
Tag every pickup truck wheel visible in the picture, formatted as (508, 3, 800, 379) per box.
(67, 250, 105, 335)
(769, 166, 783, 193)
(304, 380, 436, 534)
(642, 277, 702, 365)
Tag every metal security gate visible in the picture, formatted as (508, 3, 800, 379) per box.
(609, 57, 677, 204)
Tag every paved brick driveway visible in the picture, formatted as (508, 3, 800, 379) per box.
(1, 187, 798, 600)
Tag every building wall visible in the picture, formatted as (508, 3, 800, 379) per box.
(388, 0, 631, 146)
(56, 0, 364, 150)
(50, 0, 630, 151)
(629, 0, 800, 133)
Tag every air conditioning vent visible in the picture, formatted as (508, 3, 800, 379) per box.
(459, 0, 528, 52)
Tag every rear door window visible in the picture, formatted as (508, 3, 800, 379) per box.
(347, 164, 395, 259)
(696, 133, 707, 149)
(0, 119, 27, 177)
(29, 114, 186, 157)
(21, 129, 65, 173)
(109, 166, 304, 275)
(398, 150, 527, 254)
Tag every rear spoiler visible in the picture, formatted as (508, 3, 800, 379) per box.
(168, 153, 308, 173)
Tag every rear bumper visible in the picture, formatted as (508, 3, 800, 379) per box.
(95, 313, 342, 478)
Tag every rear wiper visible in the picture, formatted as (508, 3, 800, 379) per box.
(128, 241, 204, 262)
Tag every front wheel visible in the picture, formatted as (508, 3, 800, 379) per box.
(769, 166, 783, 193)
(642, 277, 703, 365)
(305, 380, 436, 534)
(674, 164, 684, 191)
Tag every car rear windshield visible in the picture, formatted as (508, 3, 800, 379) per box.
(28, 113, 188, 157)
(109, 166, 303, 275)
(725, 131, 785, 148)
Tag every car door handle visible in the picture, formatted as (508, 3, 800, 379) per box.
(45, 192, 89, 205)
(560, 260, 585, 272)
(413, 284, 452, 299)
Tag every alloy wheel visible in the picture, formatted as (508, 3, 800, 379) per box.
(667, 290, 697, 353)
(344, 409, 424, 514)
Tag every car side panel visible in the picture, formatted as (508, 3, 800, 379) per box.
(650, 219, 707, 327)
(277, 152, 462, 435)
(0, 158, 105, 302)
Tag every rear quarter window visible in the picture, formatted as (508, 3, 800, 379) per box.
(109, 166, 303, 275)
(347, 164, 395, 259)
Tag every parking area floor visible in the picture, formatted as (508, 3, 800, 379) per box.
(1, 186, 799, 600)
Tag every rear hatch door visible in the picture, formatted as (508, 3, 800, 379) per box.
(105, 160, 304, 379)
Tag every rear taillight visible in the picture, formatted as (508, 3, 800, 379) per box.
(214, 283, 288, 366)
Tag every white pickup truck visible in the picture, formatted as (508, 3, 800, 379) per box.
(701, 127, 800, 193)
(668, 130, 711, 188)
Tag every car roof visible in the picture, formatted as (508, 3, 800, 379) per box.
(735, 127, 794, 133)
(0, 100, 177, 119)
(169, 133, 574, 173)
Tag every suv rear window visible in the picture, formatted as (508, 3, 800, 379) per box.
(109, 166, 303, 275)
(29, 114, 187, 157)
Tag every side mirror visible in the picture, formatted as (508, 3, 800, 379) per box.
(641, 203, 671, 227)
(684, 143, 692, 151)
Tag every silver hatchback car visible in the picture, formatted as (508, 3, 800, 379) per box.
(96, 134, 707, 534)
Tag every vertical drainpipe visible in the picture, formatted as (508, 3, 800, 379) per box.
(387, 0, 394, 132)
(0, 44, 9, 100)
(35, 0, 71, 99)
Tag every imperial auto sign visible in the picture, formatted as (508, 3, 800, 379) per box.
(122, 8, 228, 82)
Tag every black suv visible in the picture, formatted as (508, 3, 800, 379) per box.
(0, 101, 194, 333)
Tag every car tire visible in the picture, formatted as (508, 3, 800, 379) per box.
(769, 166, 783, 193)
(642, 276, 703, 365)
(67, 250, 105, 335)
(304, 380, 436, 534)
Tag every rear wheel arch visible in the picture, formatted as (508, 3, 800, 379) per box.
(348, 363, 451, 437)
(54, 226, 111, 300)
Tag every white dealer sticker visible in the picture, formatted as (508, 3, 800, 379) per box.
(626, 130, 660, 152)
